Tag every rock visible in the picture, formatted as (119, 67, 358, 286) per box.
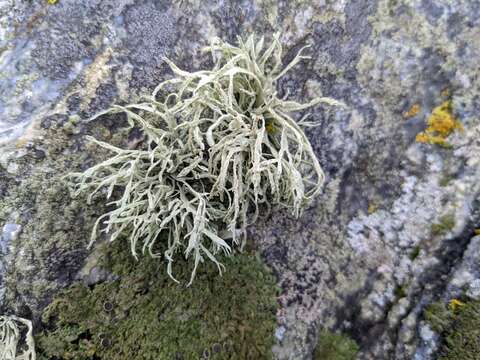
(414, 322, 440, 360)
(0, 0, 479, 359)
(83, 266, 118, 286)
(444, 236, 480, 300)
(1, 223, 21, 246)
(6, 162, 18, 175)
(467, 279, 480, 300)
(0, 223, 21, 307)
(275, 326, 287, 342)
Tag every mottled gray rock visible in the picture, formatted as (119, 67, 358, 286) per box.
(1, 0, 479, 359)
(414, 322, 440, 360)
(445, 235, 480, 299)
(275, 325, 287, 342)
(1, 223, 21, 245)
(467, 279, 480, 299)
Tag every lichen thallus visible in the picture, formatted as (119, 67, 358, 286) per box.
(69, 34, 342, 285)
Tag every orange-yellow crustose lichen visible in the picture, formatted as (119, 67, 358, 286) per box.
(415, 100, 463, 147)
(404, 103, 421, 118)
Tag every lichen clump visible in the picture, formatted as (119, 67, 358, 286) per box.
(69, 34, 339, 284)
(415, 100, 463, 147)
(35, 242, 278, 360)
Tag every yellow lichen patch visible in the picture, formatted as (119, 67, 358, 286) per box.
(403, 103, 421, 118)
(415, 100, 463, 147)
(415, 133, 449, 147)
(426, 101, 463, 137)
(46, 0, 58, 4)
(15, 138, 28, 149)
(449, 299, 465, 311)
(474, 229, 480, 236)
(367, 203, 378, 214)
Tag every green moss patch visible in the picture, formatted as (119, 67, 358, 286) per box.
(424, 299, 480, 359)
(409, 245, 421, 261)
(313, 330, 359, 360)
(431, 214, 456, 236)
(35, 242, 278, 359)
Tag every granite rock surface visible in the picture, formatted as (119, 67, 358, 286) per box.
(1, 0, 479, 359)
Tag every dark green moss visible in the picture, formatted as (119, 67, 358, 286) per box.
(409, 245, 421, 261)
(440, 300, 480, 359)
(424, 299, 480, 360)
(394, 284, 407, 299)
(431, 214, 455, 236)
(313, 330, 359, 360)
(439, 174, 455, 187)
(35, 241, 278, 360)
(424, 301, 452, 334)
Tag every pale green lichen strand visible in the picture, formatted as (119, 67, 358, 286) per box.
(69, 34, 339, 285)
(0, 315, 36, 360)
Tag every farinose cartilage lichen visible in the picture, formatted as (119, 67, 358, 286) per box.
(69, 34, 340, 285)
(0, 315, 36, 360)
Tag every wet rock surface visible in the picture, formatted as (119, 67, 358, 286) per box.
(0, 1, 479, 359)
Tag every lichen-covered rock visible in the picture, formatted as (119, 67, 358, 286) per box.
(412, 235, 480, 359)
(444, 235, 480, 300)
(1, 0, 479, 359)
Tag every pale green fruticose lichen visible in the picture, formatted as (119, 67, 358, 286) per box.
(0, 315, 36, 360)
(69, 34, 340, 285)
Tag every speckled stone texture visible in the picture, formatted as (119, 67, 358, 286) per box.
(0, 1, 479, 359)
